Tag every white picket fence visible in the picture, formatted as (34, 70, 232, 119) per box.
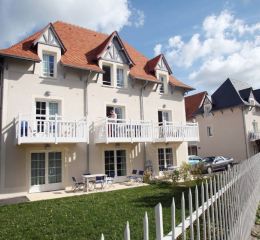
(100, 153, 260, 240)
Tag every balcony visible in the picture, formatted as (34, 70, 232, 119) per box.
(95, 118, 199, 143)
(16, 114, 88, 144)
(154, 122, 200, 142)
(95, 118, 153, 143)
(249, 131, 260, 141)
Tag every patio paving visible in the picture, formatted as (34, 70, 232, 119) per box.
(0, 182, 148, 204)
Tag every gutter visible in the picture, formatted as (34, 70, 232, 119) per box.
(85, 70, 92, 173)
(0, 53, 40, 62)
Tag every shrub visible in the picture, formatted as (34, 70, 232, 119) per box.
(143, 170, 152, 183)
(171, 169, 180, 184)
(179, 162, 191, 181)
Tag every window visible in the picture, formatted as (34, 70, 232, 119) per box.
(106, 105, 125, 120)
(42, 54, 55, 77)
(207, 126, 213, 137)
(102, 65, 112, 86)
(35, 100, 60, 133)
(159, 75, 165, 94)
(104, 150, 126, 177)
(158, 148, 173, 171)
(158, 110, 171, 124)
(116, 68, 124, 87)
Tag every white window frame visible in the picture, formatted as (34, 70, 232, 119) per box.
(106, 104, 126, 120)
(42, 53, 56, 78)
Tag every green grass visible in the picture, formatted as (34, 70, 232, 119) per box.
(0, 181, 201, 240)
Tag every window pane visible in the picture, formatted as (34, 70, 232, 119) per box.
(116, 150, 126, 176)
(104, 150, 115, 177)
(116, 68, 124, 87)
(102, 65, 111, 85)
(43, 54, 55, 77)
(165, 148, 173, 167)
(48, 152, 62, 184)
(159, 76, 165, 93)
(158, 148, 165, 171)
(31, 153, 45, 186)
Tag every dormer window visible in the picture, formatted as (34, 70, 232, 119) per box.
(42, 54, 55, 78)
(102, 65, 112, 86)
(159, 75, 166, 94)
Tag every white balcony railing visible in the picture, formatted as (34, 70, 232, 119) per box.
(95, 118, 153, 143)
(249, 131, 260, 141)
(95, 118, 200, 143)
(16, 114, 88, 144)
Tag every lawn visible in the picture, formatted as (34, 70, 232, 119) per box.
(0, 181, 200, 240)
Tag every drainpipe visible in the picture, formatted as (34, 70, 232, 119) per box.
(140, 80, 149, 168)
(242, 106, 250, 159)
(84, 70, 92, 173)
(0, 60, 4, 192)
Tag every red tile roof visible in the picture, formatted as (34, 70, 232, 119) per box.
(0, 21, 193, 90)
(185, 91, 207, 120)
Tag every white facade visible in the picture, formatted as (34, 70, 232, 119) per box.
(0, 26, 198, 194)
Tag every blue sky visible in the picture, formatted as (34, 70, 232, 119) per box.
(1, 0, 260, 94)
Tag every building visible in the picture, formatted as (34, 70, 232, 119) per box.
(185, 78, 260, 161)
(0, 22, 199, 193)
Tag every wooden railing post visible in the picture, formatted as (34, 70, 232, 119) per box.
(55, 114, 58, 144)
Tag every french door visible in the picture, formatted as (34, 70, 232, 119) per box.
(106, 106, 125, 120)
(35, 100, 59, 133)
(158, 110, 171, 124)
(104, 150, 127, 177)
(30, 151, 62, 193)
(158, 148, 173, 171)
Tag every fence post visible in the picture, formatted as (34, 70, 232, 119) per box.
(100, 233, 104, 240)
(181, 192, 186, 240)
(155, 203, 163, 240)
(172, 197, 175, 240)
(124, 221, 130, 240)
(144, 212, 149, 240)
(201, 183, 206, 240)
(195, 185, 200, 240)
(205, 180, 211, 240)
(189, 188, 194, 240)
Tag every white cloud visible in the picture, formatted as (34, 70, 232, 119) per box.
(155, 10, 260, 92)
(0, 0, 144, 48)
(153, 44, 162, 56)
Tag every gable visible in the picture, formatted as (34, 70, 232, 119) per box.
(156, 57, 168, 72)
(211, 79, 244, 110)
(102, 38, 129, 64)
(33, 24, 66, 53)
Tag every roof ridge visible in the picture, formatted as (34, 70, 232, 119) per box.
(185, 91, 207, 98)
(53, 21, 110, 38)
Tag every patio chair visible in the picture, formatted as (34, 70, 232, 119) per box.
(127, 169, 138, 181)
(94, 176, 105, 190)
(106, 173, 115, 187)
(136, 170, 145, 183)
(72, 177, 84, 192)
